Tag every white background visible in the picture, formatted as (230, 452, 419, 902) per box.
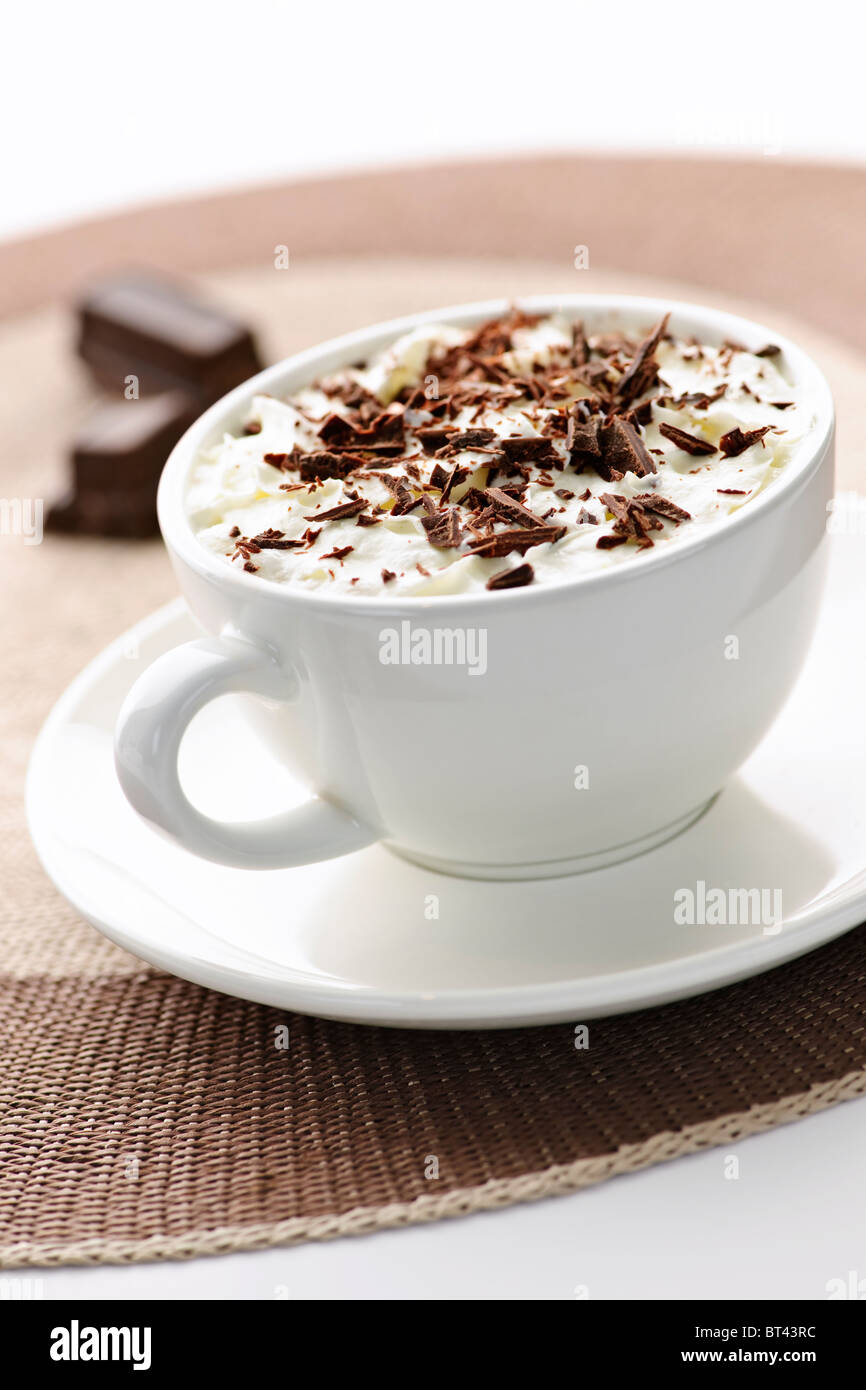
(2, 0, 864, 242)
(5, 0, 866, 1301)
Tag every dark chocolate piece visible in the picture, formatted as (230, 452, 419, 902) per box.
(718, 425, 772, 457)
(429, 462, 452, 491)
(47, 487, 160, 539)
(318, 410, 404, 451)
(566, 413, 602, 459)
(289, 449, 368, 481)
(658, 422, 717, 456)
(421, 508, 462, 548)
(601, 417, 657, 478)
(77, 275, 263, 403)
(435, 428, 497, 454)
(465, 524, 565, 558)
(461, 486, 491, 511)
(416, 427, 455, 454)
(486, 562, 534, 590)
(306, 497, 368, 522)
(572, 321, 589, 366)
(633, 493, 692, 522)
(596, 533, 628, 549)
(499, 436, 558, 463)
(615, 313, 670, 404)
(439, 464, 469, 504)
(485, 487, 548, 529)
(598, 492, 632, 525)
(249, 529, 305, 550)
(664, 385, 727, 410)
(47, 390, 198, 537)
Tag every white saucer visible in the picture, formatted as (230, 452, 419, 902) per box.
(27, 531, 866, 1029)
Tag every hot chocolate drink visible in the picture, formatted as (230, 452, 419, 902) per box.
(187, 309, 817, 596)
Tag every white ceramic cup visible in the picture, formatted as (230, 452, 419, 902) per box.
(114, 294, 835, 879)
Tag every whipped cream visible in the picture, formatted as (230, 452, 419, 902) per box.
(187, 311, 817, 597)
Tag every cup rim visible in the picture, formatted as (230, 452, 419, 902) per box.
(158, 292, 835, 615)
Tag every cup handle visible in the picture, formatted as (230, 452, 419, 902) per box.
(114, 634, 378, 869)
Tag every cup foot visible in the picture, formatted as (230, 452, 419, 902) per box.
(385, 796, 718, 881)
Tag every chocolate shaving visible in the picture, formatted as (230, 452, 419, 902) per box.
(596, 534, 628, 550)
(718, 425, 772, 457)
(633, 493, 692, 522)
(421, 508, 462, 548)
(320, 545, 353, 562)
(486, 563, 534, 591)
(428, 462, 452, 491)
(466, 525, 564, 558)
(665, 384, 727, 410)
(500, 436, 558, 463)
(439, 463, 469, 504)
(615, 313, 670, 404)
(542, 412, 569, 438)
(658, 422, 717, 456)
(319, 410, 405, 451)
(572, 321, 589, 366)
(576, 508, 598, 525)
(370, 471, 422, 515)
(306, 497, 368, 522)
(435, 428, 497, 455)
(629, 399, 654, 427)
(598, 493, 631, 525)
(566, 413, 602, 459)
(485, 487, 548, 529)
(249, 529, 305, 550)
(390, 492, 422, 517)
(317, 414, 356, 446)
(416, 427, 455, 453)
(601, 416, 657, 478)
(381, 568, 396, 583)
(599, 496, 657, 547)
(461, 486, 492, 511)
(300, 451, 372, 480)
(284, 448, 368, 481)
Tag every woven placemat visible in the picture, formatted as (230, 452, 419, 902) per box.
(3, 254, 866, 1267)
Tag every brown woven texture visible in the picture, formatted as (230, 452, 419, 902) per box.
(3, 232, 866, 1266)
